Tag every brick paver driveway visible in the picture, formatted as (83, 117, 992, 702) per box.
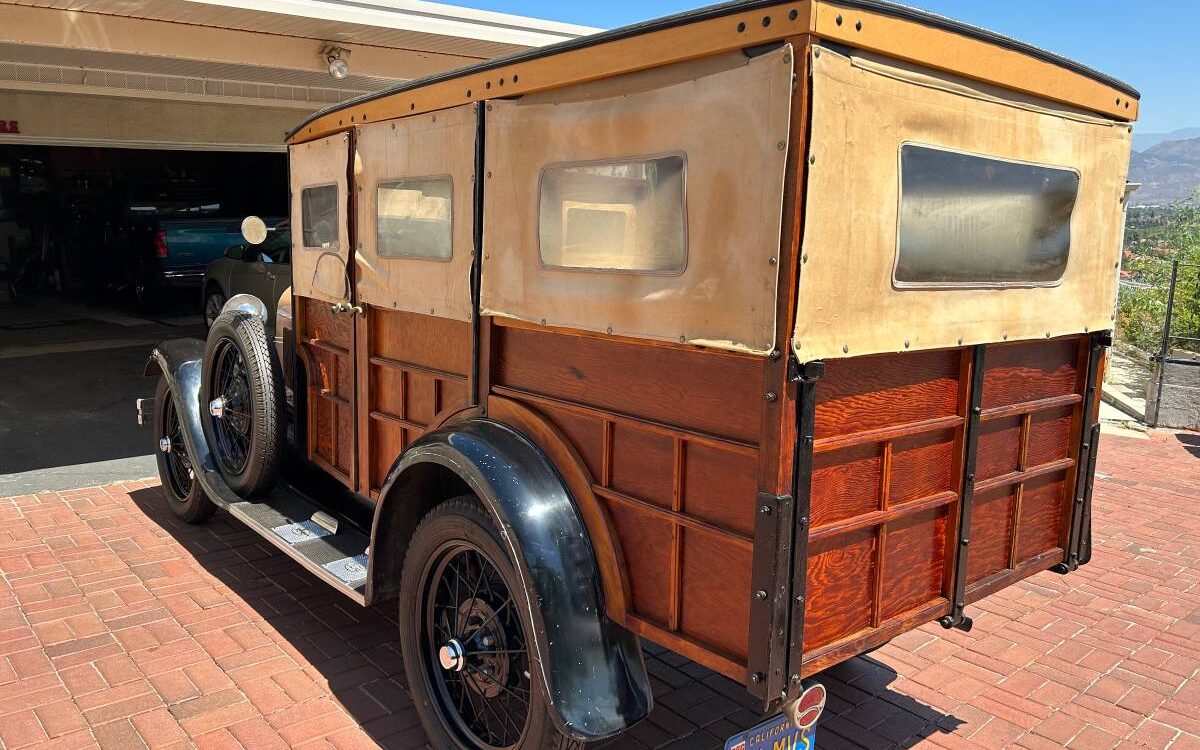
(1, 431, 1197, 750)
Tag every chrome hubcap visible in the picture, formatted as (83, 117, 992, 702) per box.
(208, 397, 225, 418)
(158, 436, 172, 453)
(439, 639, 465, 672)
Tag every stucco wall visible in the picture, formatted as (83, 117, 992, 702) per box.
(0, 91, 305, 151)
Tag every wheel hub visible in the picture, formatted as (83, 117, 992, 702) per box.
(439, 639, 465, 672)
(158, 436, 172, 453)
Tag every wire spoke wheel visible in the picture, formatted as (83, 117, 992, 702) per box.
(161, 395, 194, 499)
(210, 339, 253, 476)
(422, 542, 532, 750)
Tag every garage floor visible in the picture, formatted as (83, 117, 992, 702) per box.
(0, 431, 1197, 749)
(0, 295, 203, 495)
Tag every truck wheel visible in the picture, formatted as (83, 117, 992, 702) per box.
(400, 498, 583, 750)
(202, 310, 282, 498)
(153, 376, 216, 524)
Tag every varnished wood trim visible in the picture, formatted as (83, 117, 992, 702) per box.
(965, 547, 1063, 602)
(814, 414, 963, 454)
(292, 0, 1135, 146)
(980, 393, 1082, 421)
(669, 438, 686, 632)
(369, 410, 427, 432)
(593, 486, 754, 551)
(626, 615, 744, 682)
(800, 597, 949, 677)
(316, 389, 351, 407)
(304, 337, 350, 357)
(492, 385, 758, 455)
(871, 440, 894, 629)
(973, 457, 1074, 494)
(369, 354, 468, 382)
(1007, 412, 1033, 569)
(809, 490, 956, 542)
(812, 2, 1137, 120)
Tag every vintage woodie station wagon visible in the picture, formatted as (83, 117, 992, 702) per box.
(137, 0, 1140, 747)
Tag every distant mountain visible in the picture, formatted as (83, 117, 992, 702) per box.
(1128, 136, 1200, 206)
(1133, 127, 1200, 153)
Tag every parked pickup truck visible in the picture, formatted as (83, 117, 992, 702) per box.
(116, 191, 281, 309)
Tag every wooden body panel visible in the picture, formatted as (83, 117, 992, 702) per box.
(797, 336, 1087, 674)
(360, 307, 471, 498)
(299, 296, 356, 485)
(489, 319, 763, 679)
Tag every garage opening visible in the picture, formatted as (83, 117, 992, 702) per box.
(0, 145, 286, 492)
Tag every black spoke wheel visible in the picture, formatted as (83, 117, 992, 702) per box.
(201, 310, 283, 498)
(152, 376, 216, 524)
(400, 499, 581, 750)
(209, 338, 253, 476)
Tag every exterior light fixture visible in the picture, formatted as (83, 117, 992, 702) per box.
(322, 46, 350, 80)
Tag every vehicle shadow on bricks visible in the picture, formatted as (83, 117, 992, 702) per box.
(129, 487, 963, 750)
(1174, 432, 1200, 459)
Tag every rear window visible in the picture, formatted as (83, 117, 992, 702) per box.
(376, 177, 453, 260)
(301, 185, 339, 250)
(538, 155, 686, 273)
(894, 144, 1079, 287)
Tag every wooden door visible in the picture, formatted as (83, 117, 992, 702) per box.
(290, 132, 358, 489)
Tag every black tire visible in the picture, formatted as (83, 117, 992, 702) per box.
(201, 310, 283, 498)
(400, 498, 583, 750)
(153, 376, 216, 524)
(203, 285, 226, 332)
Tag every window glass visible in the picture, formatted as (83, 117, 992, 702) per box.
(260, 226, 291, 264)
(376, 177, 453, 260)
(895, 144, 1078, 287)
(538, 155, 686, 273)
(300, 185, 339, 250)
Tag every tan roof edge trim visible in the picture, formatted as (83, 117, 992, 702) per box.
(812, 1, 1138, 121)
(288, 0, 1137, 145)
(289, 1, 817, 145)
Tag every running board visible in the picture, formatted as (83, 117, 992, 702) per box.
(227, 485, 369, 604)
(144, 339, 368, 605)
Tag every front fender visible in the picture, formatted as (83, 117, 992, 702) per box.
(143, 339, 244, 509)
(380, 419, 652, 741)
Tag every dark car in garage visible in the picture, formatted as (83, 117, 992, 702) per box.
(202, 220, 290, 331)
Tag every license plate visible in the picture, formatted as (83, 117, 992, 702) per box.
(724, 682, 825, 750)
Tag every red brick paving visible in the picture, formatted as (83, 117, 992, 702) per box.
(0, 430, 1197, 749)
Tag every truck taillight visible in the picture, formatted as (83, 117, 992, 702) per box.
(154, 230, 169, 258)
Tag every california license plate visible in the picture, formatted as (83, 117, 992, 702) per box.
(724, 683, 825, 750)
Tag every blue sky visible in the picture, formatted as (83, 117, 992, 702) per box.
(467, 0, 1193, 134)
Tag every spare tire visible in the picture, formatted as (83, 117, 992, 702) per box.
(201, 309, 283, 498)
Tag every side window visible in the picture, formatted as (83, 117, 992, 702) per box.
(261, 229, 291, 264)
(538, 154, 686, 273)
(376, 177, 453, 260)
(894, 144, 1078, 287)
(301, 185, 339, 250)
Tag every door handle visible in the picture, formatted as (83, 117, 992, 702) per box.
(329, 302, 364, 316)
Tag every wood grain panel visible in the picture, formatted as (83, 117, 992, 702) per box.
(981, 338, 1079, 410)
(811, 444, 881, 529)
(405, 371, 437, 426)
(966, 485, 1015, 585)
(370, 308, 470, 376)
(881, 507, 947, 621)
(1027, 406, 1075, 467)
(815, 350, 960, 438)
(804, 528, 876, 650)
(976, 416, 1021, 481)
(679, 530, 753, 661)
(1014, 471, 1069, 562)
(610, 425, 675, 508)
(889, 429, 955, 506)
(369, 419, 405, 490)
(538, 405, 605, 481)
(492, 323, 763, 444)
(684, 443, 757, 537)
(605, 501, 673, 627)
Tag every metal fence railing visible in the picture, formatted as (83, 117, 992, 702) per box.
(1116, 256, 1200, 425)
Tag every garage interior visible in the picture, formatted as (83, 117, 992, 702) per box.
(0, 0, 594, 492)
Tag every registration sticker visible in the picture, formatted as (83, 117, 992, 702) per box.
(724, 682, 826, 750)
